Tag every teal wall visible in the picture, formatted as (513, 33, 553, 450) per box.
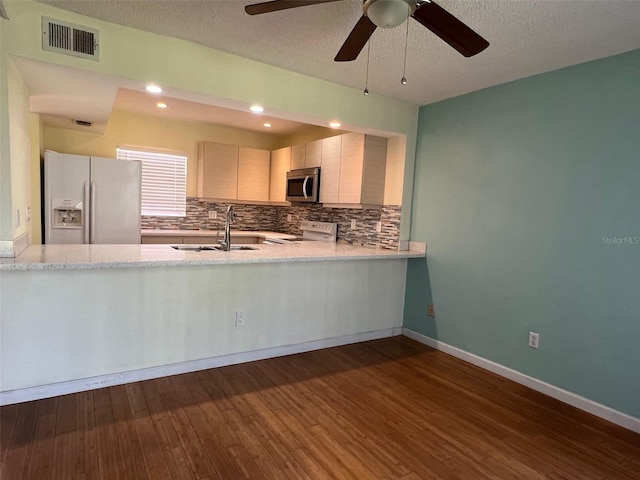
(404, 49, 640, 419)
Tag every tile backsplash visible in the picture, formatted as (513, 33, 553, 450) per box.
(142, 198, 401, 249)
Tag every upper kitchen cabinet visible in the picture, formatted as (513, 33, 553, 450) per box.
(238, 147, 270, 202)
(305, 140, 322, 168)
(321, 133, 387, 207)
(319, 136, 341, 204)
(270, 147, 291, 203)
(289, 139, 322, 170)
(197, 142, 238, 199)
(290, 144, 306, 170)
(198, 142, 270, 202)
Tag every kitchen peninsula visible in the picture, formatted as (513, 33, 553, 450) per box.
(0, 242, 424, 405)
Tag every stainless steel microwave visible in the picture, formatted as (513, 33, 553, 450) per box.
(286, 167, 320, 203)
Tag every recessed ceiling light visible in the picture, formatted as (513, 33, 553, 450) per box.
(250, 105, 264, 113)
(263, 123, 272, 128)
(157, 102, 168, 109)
(145, 84, 163, 94)
(329, 121, 342, 128)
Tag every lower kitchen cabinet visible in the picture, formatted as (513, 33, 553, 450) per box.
(141, 234, 263, 245)
(141, 235, 184, 244)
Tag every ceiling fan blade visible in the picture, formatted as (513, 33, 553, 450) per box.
(412, 0, 489, 57)
(245, 0, 342, 16)
(334, 15, 377, 62)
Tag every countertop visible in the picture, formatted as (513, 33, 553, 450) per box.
(0, 241, 426, 271)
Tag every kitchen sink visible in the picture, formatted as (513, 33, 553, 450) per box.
(171, 245, 217, 251)
(171, 245, 259, 252)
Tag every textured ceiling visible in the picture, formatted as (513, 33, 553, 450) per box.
(37, 0, 640, 106)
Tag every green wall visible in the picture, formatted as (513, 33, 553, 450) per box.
(405, 49, 640, 418)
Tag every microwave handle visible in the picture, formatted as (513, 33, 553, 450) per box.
(303, 175, 309, 199)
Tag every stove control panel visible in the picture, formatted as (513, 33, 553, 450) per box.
(300, 221, 338, 242)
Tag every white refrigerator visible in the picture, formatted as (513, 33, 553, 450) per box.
(44, 151, 142, 244)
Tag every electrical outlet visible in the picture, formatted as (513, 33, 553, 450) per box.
(375, 221, 382, 233)
(26, 206, 31, 223)
(287, 214, 293, 222)
(235, 311, 246, 327)
(208, 210, 217, 219)
(528, 331, 540, 349)
(427, 304, 435, 317)
(351, 219, 357, 229)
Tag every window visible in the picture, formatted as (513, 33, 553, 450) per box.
(117, 147, 187, 217)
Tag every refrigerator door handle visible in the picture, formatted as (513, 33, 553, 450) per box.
(83, 181, 90, 244)
(90, 180, 96, 244)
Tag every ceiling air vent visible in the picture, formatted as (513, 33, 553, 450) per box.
(42, 17, 99, 61)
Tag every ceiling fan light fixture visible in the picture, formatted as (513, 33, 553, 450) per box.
(364, 0, 415, 29)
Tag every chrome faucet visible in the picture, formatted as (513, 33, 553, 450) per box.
(219, 205, 236, 251)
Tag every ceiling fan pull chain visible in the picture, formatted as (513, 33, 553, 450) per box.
(401, 6, 409, 85)
(364, 26, 372, 96)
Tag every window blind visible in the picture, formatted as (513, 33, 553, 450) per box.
(117, 147, 187, 217)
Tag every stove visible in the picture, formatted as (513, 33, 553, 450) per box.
(300, 220, 338, 242)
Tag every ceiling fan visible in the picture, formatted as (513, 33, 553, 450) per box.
(245, 0, 489, 62)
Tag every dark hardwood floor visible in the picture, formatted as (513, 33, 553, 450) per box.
(1, 336, 639, 479)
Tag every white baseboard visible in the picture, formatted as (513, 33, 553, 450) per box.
(0, 327, 402, 406)
(402, 328, 640, 434)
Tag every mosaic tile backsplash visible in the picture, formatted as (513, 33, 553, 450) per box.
(142, 198, 401, 249)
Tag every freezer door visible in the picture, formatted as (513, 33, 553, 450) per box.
(44, 152, 90, 244)
(90, 157, 142, 244)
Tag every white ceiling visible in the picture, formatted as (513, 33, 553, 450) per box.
(36, 0, 640, 106)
